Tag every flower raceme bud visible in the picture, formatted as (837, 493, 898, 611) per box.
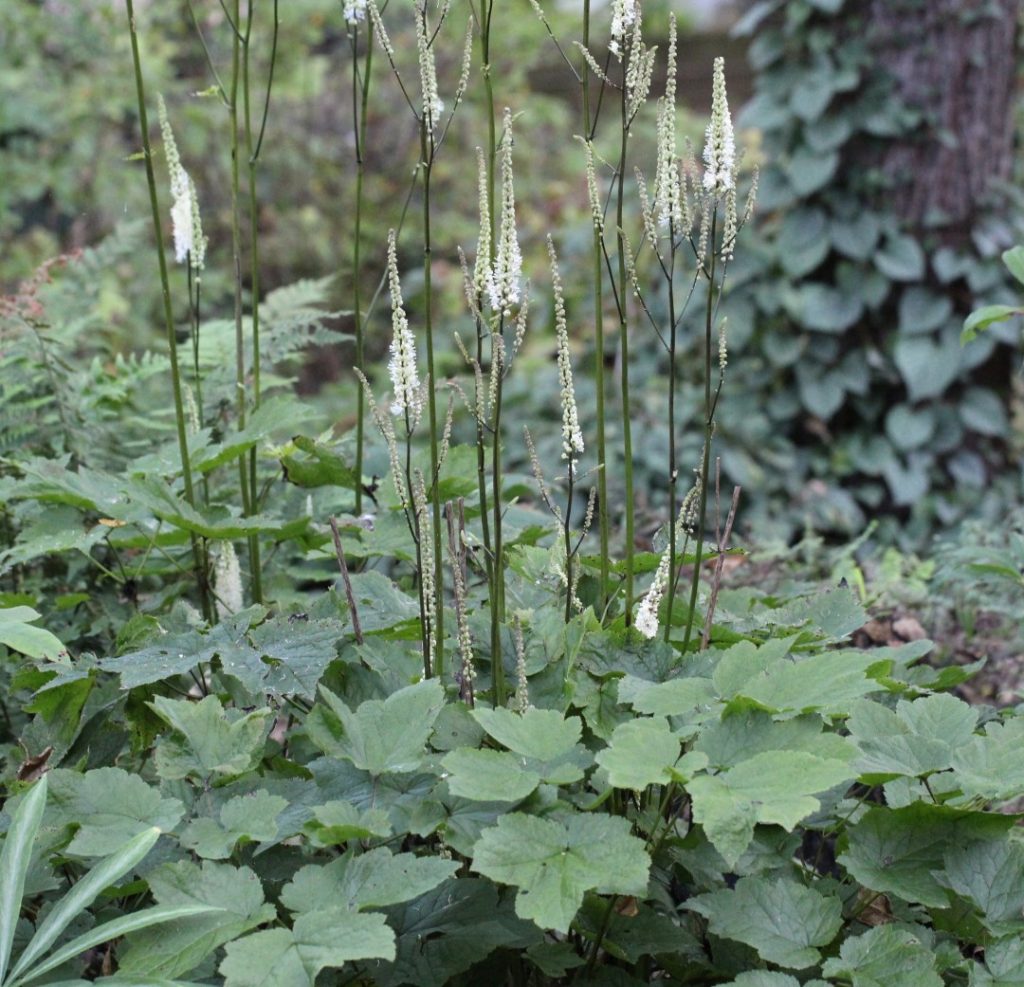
(610, 0, 638, 58)
(157, 95, 206, 273)
(548, 237, 584, 471)
(486, 109, 523, 318)
(385, 230, 422, 425)
(343, 0, 367, 24)
(702, 57, 735, 196)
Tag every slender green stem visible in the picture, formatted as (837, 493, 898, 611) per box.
(241, 0, 276, 603)
(490, 319, 507, 707)
(420, 140, 445, 677)
(124, 0, 213, 623)
(616, 73, 635, 623)
(664, 232, 678, 641)
(352, 17, 375, 515)
(564, 467, 575, 623)
(681, 212, 717, 654)
(582, 0, 610, 612)
(226, 0, 256, 609)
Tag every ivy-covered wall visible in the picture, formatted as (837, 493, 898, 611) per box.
(715, 0, 1024, 543)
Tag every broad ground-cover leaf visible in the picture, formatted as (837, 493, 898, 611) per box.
(150, 695, 273, 781)
(822, 925, 942, 986)
(618, 676, 717, 718)
(370, 878, 540, 987)
(686, 876, 842, 969)
(280, 848, 458, 914)
(119, 861, 276, 979)
(0, 606, 68, 662)
(943, 839, 1024, 934)
(303, 801, 391, 846)
(839, 804, 1013, 908)
(694, 711, 856, 770)
(308, 679, 443, 774)
(46, 767, 183, 856)
(471, 813, 650, 933)
(848, 694, 978, 781)
(441, 748, 540, 802)
(688, 751, 854, 867)
(469, 706, 591, 784)
(179, 791, 287, 859)
(733, 649, 881, 714)
(971, 936, 1024, 985)
(595, 717, 707, 789)
(220, 909, 394, 987)
(951, 715, 1024, 801)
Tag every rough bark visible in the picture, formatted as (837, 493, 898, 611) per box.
(867, 0, 1020, 232)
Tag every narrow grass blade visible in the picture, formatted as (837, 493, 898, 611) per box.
(7, 827, 160, 983)
(8, 904, 223, 987)
(0, 776, 48, 985)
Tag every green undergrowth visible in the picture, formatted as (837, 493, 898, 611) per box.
(2, 556, 1024, 985)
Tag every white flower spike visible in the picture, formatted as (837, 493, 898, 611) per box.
(702, 57, 736, 196)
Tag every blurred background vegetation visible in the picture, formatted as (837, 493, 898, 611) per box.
(2, 0, 1022, 551)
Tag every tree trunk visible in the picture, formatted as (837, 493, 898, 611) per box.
(867, 0, 1019, 234)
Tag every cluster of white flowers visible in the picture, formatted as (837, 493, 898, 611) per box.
(549, 237, 584, 470)
(609, 0, 638, 57)
(158, 95, 206, 272)
(416, 4, 444, 131)
(385, 229, 422, 423)
(702, 56, 736, 195)
(634, 548, 669, 639)
(214, 541, 243, 619)
(654, 16, 683, 229)
(486, 109, 523, 317)
(343, 0, 367, 24)
(473, 149, 492, 297)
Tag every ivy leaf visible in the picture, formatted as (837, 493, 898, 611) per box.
(280, 848, 458, 915)
(370, 878, 540, 987)
(47, 767, 184, 857)
(788, 283, 863, 333)
(686, 876, 842, 969)
(786, 148, 839, 196)
(308, 679, 444, 774)
(220, 909, 395, 987)
(943, 839, 1024, 935)
(119, 861, 276, 979)
(595, 717, 707, 789)
(951, 715, 1024, 801)
(0, 606, 69, 663)
(839, 804, 1013, 907)
(688, 751, 854, 867)
(898, 287, 953, 335)
(150, 695, 273, 782)
(894, 332, 963, 401)
(441, 748, 540, 802)
(847, 694, 978, 782)
(821, 925, 942, 986)
(471, 813, 650, 933)
(179, 791, 287, 859)
(875, 234, 926, 281)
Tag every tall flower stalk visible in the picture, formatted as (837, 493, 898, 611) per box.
(125, 0, 213, 622)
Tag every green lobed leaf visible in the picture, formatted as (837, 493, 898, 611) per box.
(219, 909, 395, 987)
(688, 751, 854, 867)
(118, 861, 276, 979)
(944, 839, 1024, 935)
(821, 924, 942, 986)
(595, 717, 707, 790)
(471, 706, 582, 761)
(150, 695, 273, 782)
(951, 714, 1024, 801)
(847, 694, 977, 782)
(839, 803, 1013, 908)
(686, 876, 842, 969)
(309, 679, 444, 775)
(179, 791, 287, 859)
(280, 848, 458, 915)
(441, 748, 540, 802)
(47, 767, 184, 857)
(0, 607, 69, 663)
(471, 813, 650, 933)
(370, 878, 540, 987)
(304, 801, 392, 846)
